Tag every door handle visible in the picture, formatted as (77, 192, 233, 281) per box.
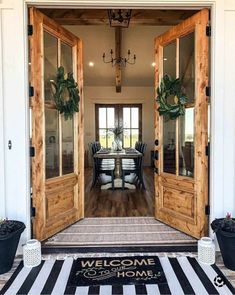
(155, 139, 159, 146)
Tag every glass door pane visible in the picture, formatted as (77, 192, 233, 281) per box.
(44, 32, 58, 102)
(45, 109, 60, 179)
(61, 42, 73, 73)
(179, 108, 194, 177)
(162, 41, 177, 174)
(163, 41, 176, 78)
(179, 32, 195, 177)
(179, 32, 195, 104)
(163, 119, 176, 174)
(62, 116, 74, 175)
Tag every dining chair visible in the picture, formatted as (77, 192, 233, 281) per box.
(89, 142, 115, 190)
(122, 141, 140, 166)
(121, 142, 147, 190)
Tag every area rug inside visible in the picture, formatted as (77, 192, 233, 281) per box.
(45, 217, 196, 246)
(1, 256, 234, 295)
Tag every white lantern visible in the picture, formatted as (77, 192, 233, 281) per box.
(23, 239, 41, 268)
(198, 237, 215, 265)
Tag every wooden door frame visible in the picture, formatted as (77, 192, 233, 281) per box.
(23, 0, 219, 241)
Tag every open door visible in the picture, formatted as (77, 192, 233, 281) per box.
(154, 9, 209, 238)
(29, 8, 84, 241)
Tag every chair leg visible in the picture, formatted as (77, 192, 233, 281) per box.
(122, 171, 125, 190)
(90, 167, 97, 190)
(140, 170, 146, 190)
(111, 170, 114, 191)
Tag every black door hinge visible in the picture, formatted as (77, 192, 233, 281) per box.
(206, 86, 211, 97)
(31, 206, 36, 217)
(206, 144, 210, 156)
(29, 86, 34, 97)
(30, 146, 35, 157)
(205, 205, 210, 215)
(154, 167, 158, 174)
(206, 25, 211, 37)
(28, 25, 33, 36)
(154, 150, 158, 160)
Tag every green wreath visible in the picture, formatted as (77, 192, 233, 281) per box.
(51, 66, 80, 120)
(156, 74, 187, 120)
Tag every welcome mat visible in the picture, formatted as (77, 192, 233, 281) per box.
(1, 256, 235, 295)
(68, 256, 166, 286)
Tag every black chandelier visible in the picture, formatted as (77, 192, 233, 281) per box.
(107, 9, 132, 28)
(103, 49, 136, 67)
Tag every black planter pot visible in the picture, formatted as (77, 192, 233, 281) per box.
(216, 229, 235, 271)
(0, 221, 25, 274)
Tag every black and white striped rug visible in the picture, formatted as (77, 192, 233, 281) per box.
(1, 256, 234, 295)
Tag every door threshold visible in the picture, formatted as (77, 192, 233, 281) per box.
(41, 243, 197, 254)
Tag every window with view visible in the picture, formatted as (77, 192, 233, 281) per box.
(95, 104, 142, 148)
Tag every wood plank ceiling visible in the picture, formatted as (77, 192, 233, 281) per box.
(39, 9, 198, 26)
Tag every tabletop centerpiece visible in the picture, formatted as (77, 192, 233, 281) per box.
(109, 126, 123, 151)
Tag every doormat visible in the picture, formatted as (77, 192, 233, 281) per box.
(1, 256, 235, 295)
(68, 256, 166, 286)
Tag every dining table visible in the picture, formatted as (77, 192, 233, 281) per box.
(94, 148, 143, 189)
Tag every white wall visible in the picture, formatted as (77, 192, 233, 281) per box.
(84, 86, 155, 166)
(0, 0, 30, 248)
(0, 0, 235, 246)
(222, 6, 235, 216)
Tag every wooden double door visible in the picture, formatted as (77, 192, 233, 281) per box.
(154, 9, 209, 238)
(30, 8, 209, 241)
(30, 8, 84, 241)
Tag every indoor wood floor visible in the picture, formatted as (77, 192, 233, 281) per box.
(85, 167, 154, 217)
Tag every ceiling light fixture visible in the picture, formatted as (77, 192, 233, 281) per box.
(103, 49, 136, 67)
(152, 62, 156, 67)
(107, 9, 132, 28)
(88, 61, 94, 67)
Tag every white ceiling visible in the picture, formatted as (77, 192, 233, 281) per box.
(65, 25, 171, 87)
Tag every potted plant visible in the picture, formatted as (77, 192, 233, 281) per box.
(109, 126, 123, 151)
(211, 213, 235, 270)
(0, 219, 25, 274)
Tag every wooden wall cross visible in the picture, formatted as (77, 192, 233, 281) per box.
(115, 27, 122, 93)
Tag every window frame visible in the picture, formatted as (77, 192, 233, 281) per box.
(95, 104, 142, 148)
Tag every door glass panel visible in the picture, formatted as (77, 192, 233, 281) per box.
(123, 108, 131, 128)
(45, 109, 59, 179)
(108, 132, 114, 148)
(99, 129, 107, 148)
(131, 129, 139, 148)
(131, 108, 139, 128)
(163, 41, 176, 78)
(61, 42, 73, 73)
(62, 116, 74, 175)
(107, 108, 115, 128)
(44, 32, 58, 102)
(179, 32, 195, 103)
(124, 129, 131, 148)
(99, 108, 106, 128)
(163, 118, 176, 174)
(179, 107, 194, 177)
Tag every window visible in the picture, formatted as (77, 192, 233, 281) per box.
(95, 104, 142, 148)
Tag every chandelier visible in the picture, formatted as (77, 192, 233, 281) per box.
(107, 9, 132, 28)
(103, 49, 136, 67)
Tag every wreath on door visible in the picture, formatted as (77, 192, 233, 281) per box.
(156, 74, 187, 120)
(51, 66, 80, 120)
